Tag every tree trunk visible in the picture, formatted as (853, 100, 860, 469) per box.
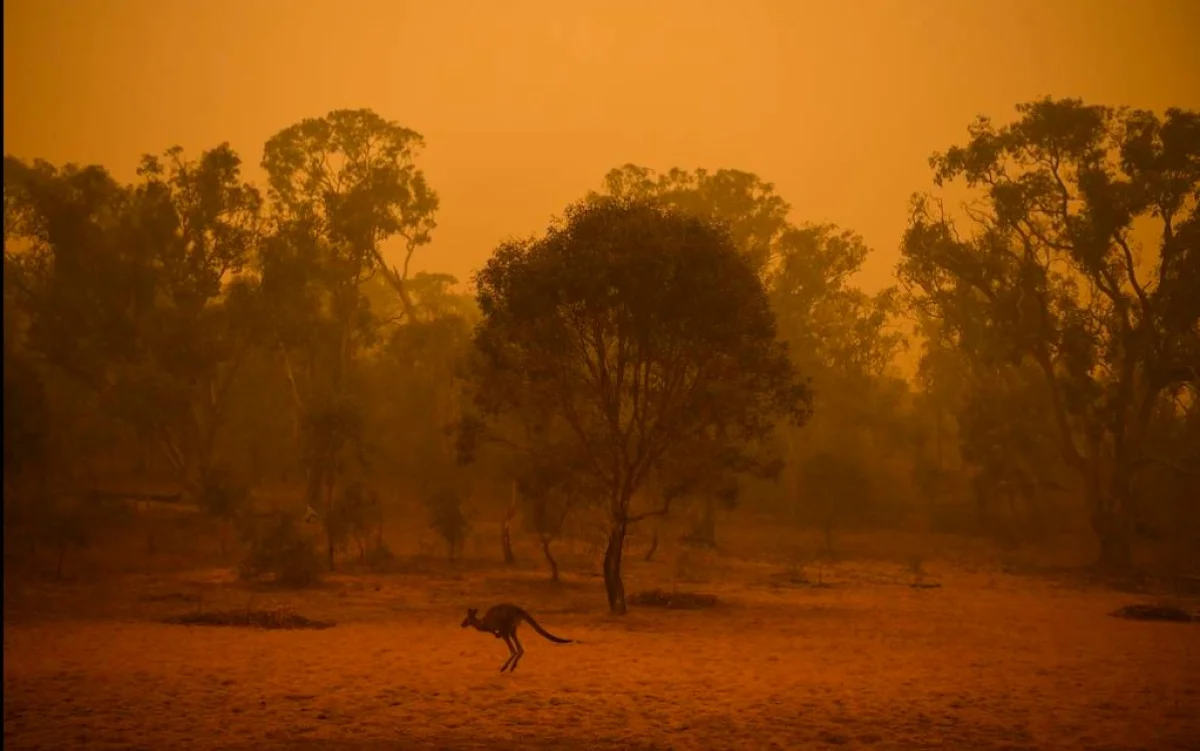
(305, 458, 325, 522)
(501, 480, 517, 565)
(1090, 468, 1134, 572)
(643, 527, 659, 562)
(1075, 475, 1134, 573)
(973, 473, 990, 531)
(500, 522, 515, 564)
(603, 519, 629, 615)
(1035, 348, 1142, 574)
(324, 465, 337, 572)
(540, 534, 559, 582)
(697, 495, 717, 547)
(934, 400, 944, 473)
(56, 542, 67, 580)
(1093, 509, 1133, 571)
(138, 430, 153, 474)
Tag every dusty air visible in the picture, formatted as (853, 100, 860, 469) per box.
(4, 1, 1199, 749)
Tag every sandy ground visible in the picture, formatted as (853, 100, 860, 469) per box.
(4, 550, 1200, 751)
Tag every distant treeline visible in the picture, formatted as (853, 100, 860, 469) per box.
(4, 99, 1197, 609)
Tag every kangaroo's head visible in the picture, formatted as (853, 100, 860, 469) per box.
(461, 608, 479, 629)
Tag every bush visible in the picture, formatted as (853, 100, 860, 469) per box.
(238, 511, 323, 588)
(363, 539, 396, 572)
(196, 468, 250, 555)
(197, 468, 250, 518)
(327, 482, 384, 562)
(799, 450, 873, 552)
(629, 589, 719, 609)
(30, 491, 133, 578)
(165, 609, 334, 630)
(424, 488, 471, 559)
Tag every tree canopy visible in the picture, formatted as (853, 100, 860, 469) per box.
(468, 196, 811, 613)
(4, 96, 1196, 600)
(900, 98, 1200, 569)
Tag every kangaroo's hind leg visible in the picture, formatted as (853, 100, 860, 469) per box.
(509, 631, 525, 672)
(500, 634, 518, 672)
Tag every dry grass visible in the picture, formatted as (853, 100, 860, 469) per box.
(164, 609, 336, 630)
(4, 520, 1200, 751)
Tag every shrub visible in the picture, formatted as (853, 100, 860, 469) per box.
(196, 468, 250, 555)
(31, 491, 133, 579)
(424, 488, 471, 560)
(327, 482, 384, 563)
(238, 511, 323, 588)
(363, 539, 396, 572)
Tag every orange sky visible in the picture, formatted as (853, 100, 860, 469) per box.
(5, 0, 1198, 291)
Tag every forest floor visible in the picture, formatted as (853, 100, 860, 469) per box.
(4, 526, 1200, 751)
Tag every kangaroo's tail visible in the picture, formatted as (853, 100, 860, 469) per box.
(519, 610, 573, 644)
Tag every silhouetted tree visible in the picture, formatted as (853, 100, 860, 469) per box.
(800, 449, 872, 552)
(259, 109, 440, 561)
(594, 166, 907, 534)
(425, 488, 471, 560)
(595, 165, 791, 275)
(515, 447, 595, 582)
(900, 98, 1200, 570)
(469, 197, 811, 614)
(368, 272, 477, 492)
(196, 467, 251, 556)
(4, 145, 263, 495)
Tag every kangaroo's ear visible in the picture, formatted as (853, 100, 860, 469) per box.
(468, 608, 477, 616)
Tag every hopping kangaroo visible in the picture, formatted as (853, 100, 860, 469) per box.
(461, 604, 573, 672)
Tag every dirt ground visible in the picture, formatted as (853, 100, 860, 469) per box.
(4, 528, 1200, 751)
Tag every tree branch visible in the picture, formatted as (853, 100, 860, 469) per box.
(369, 244, 417, 324)
(1114, 231, 1151, 316)
(277, 339, 306, 415)
(1132, 455, 1200, 479)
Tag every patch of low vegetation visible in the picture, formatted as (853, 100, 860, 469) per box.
(672, 549, 709, 584)
(628, 588, 719, 610)
(907, 554, 942, 588)
(139, 591, 201, 604)
(362, 539, 397, 572)
(783, 554, 809, 584)
(196, 468, 251, 557)
(238, 511, 324, 588)
(10, 490, 136, 580)
(165, 608, 334, 630)
(1110, 604, 1197, 623)
(325, 481, 388, 569)
(424, 488, 472, 560)
(769, 547, 833, 588)
(768, 568, 833, 589)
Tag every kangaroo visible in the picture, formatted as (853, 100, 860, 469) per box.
(460, 604, 573, 672)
